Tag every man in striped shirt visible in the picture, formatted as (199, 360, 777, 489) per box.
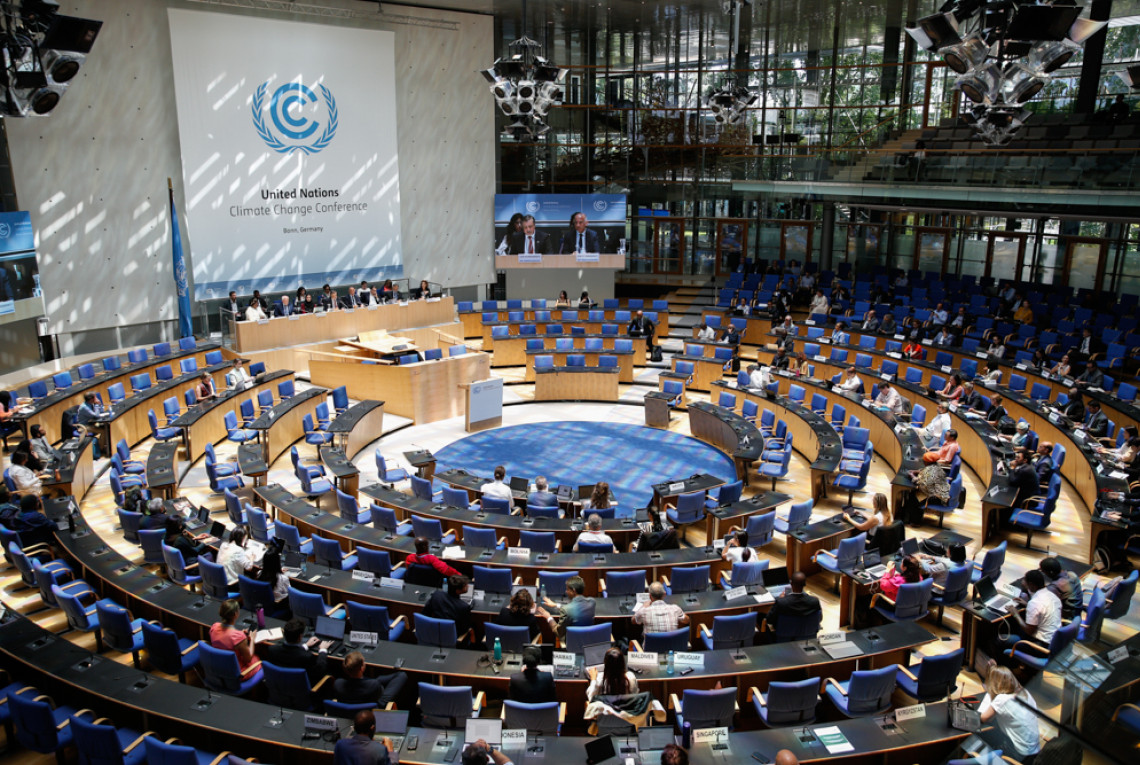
(632, 582, 690, 633)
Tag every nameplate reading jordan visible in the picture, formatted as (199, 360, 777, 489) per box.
(692, 727, 729, 745)
(627, 651, 658, 667)
(895, 703, 926, 721)
(894, 334, 905, 341)
(724, 585, 748, 601)
(1016, 364, 1028, 371)
(887, 352, 902, 359)
(304, 715, 338, 731)
(552, 651, 576, 668)
(379, 577, 404, 589)
(352, 570, 375, 583)
(815, 355, 827, 362)
(470, 589, 485, 602)
(976, 352, 988, 359)
(673, 652, 704, 667)
(501, 729, 527, 748)
(668, 482, 686, 493)
(818, 632, 846, 645)
(507, 547, 531, 558)
(349, 631, 378, 646)
(881, 374, 894, 382)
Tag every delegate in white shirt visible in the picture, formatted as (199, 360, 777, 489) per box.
(1024, 587, 1062, 644)
(837, 373, 863, 392)
(922, 412, 951, 442)
(480, 480, 514, 501)
(980, 690, 1041, 758)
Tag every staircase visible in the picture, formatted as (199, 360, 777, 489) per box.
(827, 128, 926, 183)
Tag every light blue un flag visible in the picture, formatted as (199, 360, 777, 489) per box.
(169, 182, 192, 338)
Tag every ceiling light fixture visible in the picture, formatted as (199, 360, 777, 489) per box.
(481, 0, 567, 139)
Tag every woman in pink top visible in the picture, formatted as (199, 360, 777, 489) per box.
(879, 555, 924, 600)
(209, 599, 261, 673)
(936, 373, 965, 402)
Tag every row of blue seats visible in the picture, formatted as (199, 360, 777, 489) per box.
(26, 339, 211, 399)
(460, 298, 669, 312)
(482, 309, 661, 324)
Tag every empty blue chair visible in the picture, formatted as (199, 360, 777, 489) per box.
(774, 499, 812, 535)
(472, 565, 513, 595)
(602, 570, 646, 599)
(1077, 587, 1107, 643)
(463, 527, 506, 552)
(346, 600, 406, 641)
(706, 479, 743, 509)
(223, 410, 256, 444)
(930, 564, 973, 626)
(415, 613, 467, 648)
(274, 521, 313, 556)
(759, 438, 793, 490)
(142, 620, 199, 684)
(313, 534, 358, 571)
(27, 379, 48, 399)
(519, 530, 556, 553)
(55, 584, 116, 651)
(148, 409, 182, 443)
(127, 349, 147, 365)
(376, 451, 409, 484)
(1007, 619, 1079, 671)
(719, 559, 769, 590)
(664, 565, 710, 596)
(578, 540, 614, 553)
(52, 371, 73, 390)
(503, 700, 562, 736)
(833, 454, 871, 509)
(302, 413, 332, 449)
(8, 691, 79, 759)
(673, 687, 737, 731)
(442, 486, 476, 511)
(161, 544, 202, 591)
(334, 488, 369, 525)
(138, 528, 166, 566)
(102, 356, 122, 372)
(355, 548, 402, 580)
(412, 516, 457, 545)
(564, 623, 611, 653)
(814, 533, 867, 586)
(417, 683, 482, 729)
(155, 364, 174, 381)
(641, 627, 690, 653)
(699, 612, 757, 650)
(824, 666, 897, 717)
(197, 641, 263, 696)
(71, 711, 149, 765)
(411, 474, 441, 502)
(1011, 473, 1061, 548)
(751, 677, 821, 727)
(289, 586, 346, 622)
(370, 505, 413, 537)
(665, 491, 705, 543)
(896, 649, 964, 702)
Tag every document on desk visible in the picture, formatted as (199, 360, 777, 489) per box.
(814, 726, 854, 754)
(441, 547, 466, 560)
(254, 628, 283, 644)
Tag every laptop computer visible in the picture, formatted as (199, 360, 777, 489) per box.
(511, 584, 538, 600)
(203, 520, 226, 542)
(556, 485, 573, 500)
(315, 614, 346, 651)
(761, 566, 790, 597)
(975, 576, 1015, 613)
(900, 537, 919, 556)
(582, 642, 610, 671)
(637, 727, 675, 761)
(184, 504, 211, 531)
(578, 484, 596, 502)
(373, 709, 410, 750)
(465, 718, 503, 749)
(585, 735, 618, 765)
(861, 551, 888, 578)
(509, 476, 529, 493)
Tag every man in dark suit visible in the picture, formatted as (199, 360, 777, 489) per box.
(263, 618, 328, 684)
(341, 287, 361, 309)
(1073, 327, 1104, 363)
(274, 295, 294, 317)
(1006, 449, 1040, 508)
(423, 575, 474, 642)
(508, 215, 551, 256)
(332, 650, 408, 706)
(1075, 360, 1105, 389)
(1085, 400, 1109, 438)
(509, 646, 556, 703)
(558, 212, 602, 254)
(764, 572, 821, 635)
(225, 291, 242, 318)
(527, 476, 558, 511)
(627, 310, 656, 352)
(1033, 442, 1056, 486)
(333, 709, 394, 765)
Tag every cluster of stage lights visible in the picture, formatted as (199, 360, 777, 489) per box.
(0, 0, 101, 117)
(482, 35, 568, 139)
(706, 82, 759, 125)
(907, 0, 1106, 144)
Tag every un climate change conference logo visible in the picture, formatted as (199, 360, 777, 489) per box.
(252, 81, 338, 155)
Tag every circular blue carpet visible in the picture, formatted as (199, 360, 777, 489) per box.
(434, 421, 737, 509)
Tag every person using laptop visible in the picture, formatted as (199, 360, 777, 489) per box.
(333, 650, 408, 707)
(526, 476, 557, 510)
(873, 380, 904, 415)
(462, 739, 514, 765)
(334, 709, 395, 765)
(164, 516, 208, 564)
(632, 582, 689, 633)
(264, 617, 329, 684)
(537, 575, 596, 641)
(762, 571, 821, 636)
(878, 554, 925, 600)
(748, 363, 773, 390)
(586, 647, 638, 701)
(225, 358, 252, 389)
(480, 465, 513, 502)
(26, 424, 56, 468)
(423, 575, 474, 643)
(195, 372, 219, 402)
(836, 365, 863, 393)
(999, 569, 1061, 653)
(217, 527, 258, 585)
(917, 544, 968, 586)
(843, 492, 890, 549)
(509, 645, 556, 704)
(721, 530, 755, 563)
(573, 514, 615, 551)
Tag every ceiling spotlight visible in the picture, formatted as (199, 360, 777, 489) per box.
(42, 51, 80, 83)
(483, 27, 566, 138)
(1118, 64, 1140, 89)
(1027, 40, 1080, 73)
(956, 64, 1001, 104)
(906, 12, 961, 52)
(942, 34, 989, 74)
(1001, 64, 1046, 104)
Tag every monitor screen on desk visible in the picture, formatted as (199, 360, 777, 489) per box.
(512, 584, 538, 600)
(315, 615, 346, 641)
(578, 484, 596, 502)
(510, 476, 529, 493)
(465, 718, 502, 748)
(583, 642, 610, 669)
(762, 566, 790, 587)
(900, 538, 919, 556)
(557, 485, 573, 500)
(638, 727, 675, 752)
(374, 710, 409, 735)
(585, 735, 617, 765)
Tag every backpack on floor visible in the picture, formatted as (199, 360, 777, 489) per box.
(650, 346, 663, 363)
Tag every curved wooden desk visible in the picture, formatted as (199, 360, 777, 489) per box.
(534, 367, 620, 402)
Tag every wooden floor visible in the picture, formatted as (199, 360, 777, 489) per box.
(1, 293, 1136, 763)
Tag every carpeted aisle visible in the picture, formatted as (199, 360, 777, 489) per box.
(433, 421, 738, 509)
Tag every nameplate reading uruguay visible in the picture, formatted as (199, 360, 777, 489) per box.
(673, 652, 704, 667)
(692, 727, 729, 744)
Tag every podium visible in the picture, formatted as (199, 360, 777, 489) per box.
(461, 378, 503, 432)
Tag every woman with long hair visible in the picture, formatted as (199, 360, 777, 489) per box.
(555, 290, 571, 308)
(584, 482, 611, 511)
(879, 554, 925, 599)
(495, 587, 541, 639)
(586, 647, 638, 700)
(259, 546, 289, 605)
(844, 492, 890, 546)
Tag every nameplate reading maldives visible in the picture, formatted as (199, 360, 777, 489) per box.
(351, 570, 375, 583)
(304, 715, 338, 731)
(627, 651, 658, 667)
(673, 652, 704, 667)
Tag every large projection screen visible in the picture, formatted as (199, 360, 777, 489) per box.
(168, 8, 403, 300)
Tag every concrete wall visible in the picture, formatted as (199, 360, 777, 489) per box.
(7, 0, 494, 356)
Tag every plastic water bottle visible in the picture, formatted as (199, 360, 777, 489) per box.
(493, 637, 502, 662)
(539, 583, 546, 602)
(666, 650, 675, 675)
